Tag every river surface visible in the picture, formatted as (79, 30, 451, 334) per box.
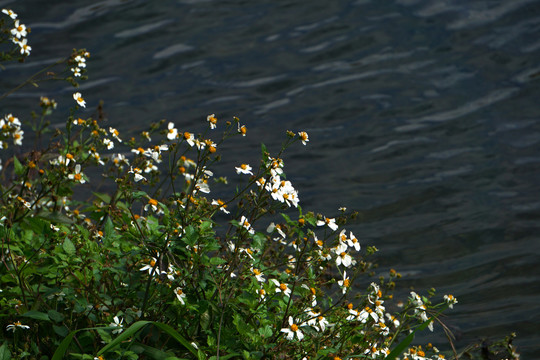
(2, 0, 540, 357)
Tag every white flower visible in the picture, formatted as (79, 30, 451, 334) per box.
(346, 231, 360, 251)
(10, 20, 27, 39)
(68, 164, 86, 183)
(207, 114, 217, 129)
(73, 92, 86, 107)
(2, 9, 18, 19)
(71, 67, 81, 77)
(337, 270, 351, 294)
(167, 122, 178, 140)
(335, 250, 352, 268)
(18, 38, 31, 56)
(103, 138, 114, 149)
(175, 287, 186, 304)
(109, 127, 122, 142)
(144, 198, 161, 213)
(280, 316, 304, 341)
(270, 279, 291, 297)
(129, 167, 146, 182)
(250, 267, 266, 283)
(298, 131, 309, 145)
(74, 55, 86, 68)
(111, 153, 128, 168)
(13, 128, 23, 146)
(211, 199, 230, 214)
(109, 316, 124, 334)
(140, 257, 158, 276)
(6, 321, 30, 332)
(316, 216, 338, 231)
(239, 215, 255, 234)
(183, 132, 195, 146)
(238, 123, 247, 136)
(444, 294, 458, 309)
(235, 163, 253, 175)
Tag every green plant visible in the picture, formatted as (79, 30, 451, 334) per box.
(0, 7, 518, 360)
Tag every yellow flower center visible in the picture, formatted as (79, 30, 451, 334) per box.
(343, 279, 350, 287)
(279, 283, 287, 291)
(74, 173, 82, 181)
(253, 268, 261, 275)
(148, 199, 158, 206)
(290, 323, 298, 332)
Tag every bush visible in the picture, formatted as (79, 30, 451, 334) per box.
(0, 8, 519, 360)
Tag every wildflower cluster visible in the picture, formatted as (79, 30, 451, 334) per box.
(1, 8, 31, 56)
(0, 9, 519, 360)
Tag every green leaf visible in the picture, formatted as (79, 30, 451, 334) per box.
(209, 257, 226, 265)
(209, 354, 240, 360)
(22, 310, 50, 321)
(36, 211, 74, 225)
(13, 156, 24, 176)
(63, 238, 76, 256)
(131, 191, 148, 199)
(53, 324, 69, 337)
(92, 192, 111, 204)
(0, 342, 11, 360)
(257, 325, 272, 338)
(47, 310, 65, 323)
(260, 143, 267, 157)
(152, 322, 200, 358)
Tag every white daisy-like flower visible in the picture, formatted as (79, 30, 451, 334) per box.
(316, 216, 338, 231)
(250, 267, 266, 283)
(73, 92, 86, 107)
(175, 287, 187, 304)
(68, 164, 86, 183)
(18, 38, 31, 56)
(109, 316, 124, 334)
(103, 138, 114, 150)
(2, 9, 18, 19)
(239, 215, 255, 234)
(71, 67, 81, 77)
(167, 122, 178, 140)
(335, 250, 352, 268)
(6, 321, 30, 332)
(238, 123, 247, 136)
(109, 127, 122, 142)
(347, 231, 361, 251)
(235, 163, 253, 175)
(270, 279, 291, 297)
(128, 167, 146, 182)
(74, 55, 86, 68)
(280, 316, 304, 341)
(298, 131, 309, 145)
(207, 114, 217, 129)
(211, 199, 230, 214)
(10, 20, 27, 39)
(337, 270, 351, 294)
(183, 131, 195, 146)
(13, 128, 23, 146)
(444, 294, 458, 309)
(140, 257, 158, 276)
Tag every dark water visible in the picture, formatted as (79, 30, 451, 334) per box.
(2, 0, 540, 356)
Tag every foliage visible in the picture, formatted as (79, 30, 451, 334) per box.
(0, 8, 518, 360)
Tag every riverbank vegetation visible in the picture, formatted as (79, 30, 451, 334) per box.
(0, 9, 519, 360)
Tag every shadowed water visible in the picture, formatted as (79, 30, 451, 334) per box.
(2, 0, 540, 356)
